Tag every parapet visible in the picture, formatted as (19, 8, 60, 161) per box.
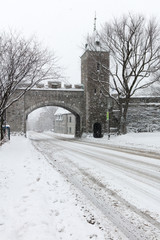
(48, 81, 61, 89)
(36, 83, 44, 88)
(74, 84, 84, 89)
(64, 84, 72, 89)
(17, 81, 84, 90)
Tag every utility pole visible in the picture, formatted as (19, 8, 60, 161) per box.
(107, 110, 110, 140)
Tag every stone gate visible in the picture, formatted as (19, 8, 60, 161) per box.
(6, 49, 110, 137)
(6, 47, 160, 137)
(6, 86, 85, 137)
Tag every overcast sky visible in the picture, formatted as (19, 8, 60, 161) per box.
(0, 0, 160, 84)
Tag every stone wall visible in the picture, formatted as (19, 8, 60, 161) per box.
(6, 94, 25, 133)
(6, 88, 85, 137)
(81, 50, 110, 135)
(127, 97, 160, 132)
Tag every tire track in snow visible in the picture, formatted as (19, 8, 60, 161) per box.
(30, 135, 160, 240)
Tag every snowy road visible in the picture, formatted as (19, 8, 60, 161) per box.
(29, 131, 160, 240)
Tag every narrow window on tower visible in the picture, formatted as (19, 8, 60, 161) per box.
(97, 62, 100, 72)
(94, 88, 97, 95)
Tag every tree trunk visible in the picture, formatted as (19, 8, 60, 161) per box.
(120, 100, 129, 135)
(117, 104, 122, 135)
(0, 115, 4, 141)
(0, 111, 6, 141)
(120, 117, 127, 134)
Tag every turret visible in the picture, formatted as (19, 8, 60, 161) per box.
(81, 17, 110, 137)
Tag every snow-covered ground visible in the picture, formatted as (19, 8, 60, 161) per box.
(0, 135, 109, 240)
(82, 131, 160, 155)
(0, 132, 160, 239)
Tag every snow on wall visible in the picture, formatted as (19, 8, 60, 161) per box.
(127, 103, 160, 132)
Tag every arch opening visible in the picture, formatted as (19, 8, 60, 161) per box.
(25, 105, 82, 138)
(93, 122, 102, 138)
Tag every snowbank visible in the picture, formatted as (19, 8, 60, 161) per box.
(0, 136, 107, 240)
(82, 132, 160, 155)
(1, 132, 160, 239)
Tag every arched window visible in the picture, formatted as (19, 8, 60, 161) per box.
(93, 122, 102, 138)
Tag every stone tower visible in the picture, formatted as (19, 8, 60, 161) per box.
(81, 47, 110, 137)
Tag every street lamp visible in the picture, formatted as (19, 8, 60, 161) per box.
(107, 98, 112, 140)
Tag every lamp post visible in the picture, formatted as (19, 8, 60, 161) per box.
(107, 110, 110, 140)
(107, 98, 112, 140)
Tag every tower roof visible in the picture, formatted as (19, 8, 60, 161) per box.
(84, 13, 101, 52)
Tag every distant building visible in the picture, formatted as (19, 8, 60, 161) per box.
(54, 108, 75, 135)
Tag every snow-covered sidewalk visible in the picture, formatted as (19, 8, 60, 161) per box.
(0, 136, 106, 240)
(82, 132, 160, 155)
(0, 132, 160, 239)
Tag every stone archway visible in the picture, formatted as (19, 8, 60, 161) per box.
(24, 103, 82, 138)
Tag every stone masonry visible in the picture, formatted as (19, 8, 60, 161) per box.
(6, 87, 85, 137)
(127, 97, 160, 132)
(6, 49, 110, 137)
(81, 50, 110, 136)
(5, 48, 160, 137)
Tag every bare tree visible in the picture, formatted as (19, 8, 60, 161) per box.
(0, 31, 61, 140)
(87, 14, 160, 134)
